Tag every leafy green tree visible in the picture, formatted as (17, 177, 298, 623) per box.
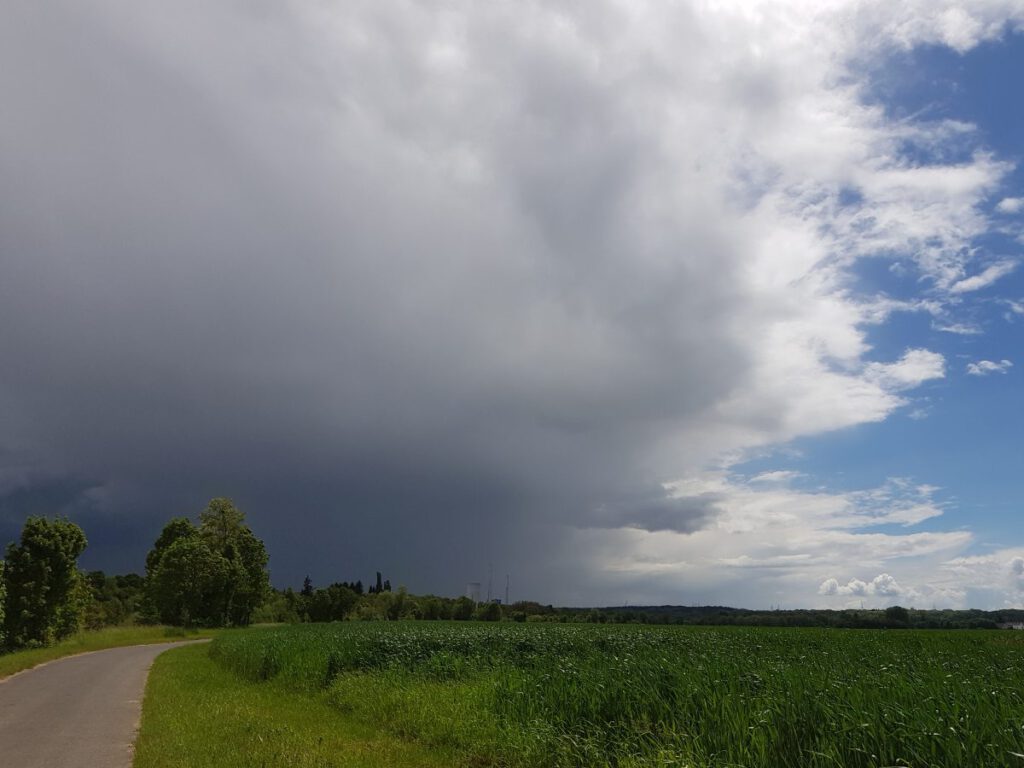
(84, 571, 146, 629)
(419, 596, 444, 620)
(142, 499, 269, 627)
(141, 517, 198, 622)
(884, 605, 910, 626)
(452, 595, 475, 621)
(306, 583, 359, 622)
(198, 498, 269, 626)
(251, 588, 302, 624)
(199, 497, 246, 551)
(2, 517, 88, 648)
(149, 537, 229, 627)
(388, 586, 408, 620)
(475, 600, 502, 622)
(145, 518, 198, 580)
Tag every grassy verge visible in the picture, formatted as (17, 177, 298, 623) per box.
(133, 643, 454, 768)
(0, 625, 214, 680)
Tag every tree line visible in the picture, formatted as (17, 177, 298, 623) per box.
(1, 497, 269, 650)
(5, 500, 1024, 651)
(253, 579, 503, 623)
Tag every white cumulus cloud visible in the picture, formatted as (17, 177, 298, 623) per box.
(819, 573, 904, 598)
(949, 260, 1018, 293)
(966, 359, 1013, 376)
(865, 349, 946, 391)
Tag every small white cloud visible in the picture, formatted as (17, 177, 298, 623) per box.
(749, 470, 803, 485)
(1001, 300, 1024, 323)
(966, 359, 1013, 376)
(933, 322, 982, 335)
(996, 197, 1024, 214)
(865, 348, 945, 391)
(949, 260, 1018, 294)
(818, 578, 840, 596)
(848, 579, 869, 596)
(819, 573, 903, 597)
(871, 572, 902, 595)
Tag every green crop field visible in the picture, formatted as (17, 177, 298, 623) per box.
(198, 622, 1024, 767)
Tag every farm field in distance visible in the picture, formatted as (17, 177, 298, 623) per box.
(155, 622, 1024, 768)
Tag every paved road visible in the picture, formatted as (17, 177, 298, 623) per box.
(0, 642, 199, 768)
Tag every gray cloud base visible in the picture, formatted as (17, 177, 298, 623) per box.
(0, 1, 751, 602)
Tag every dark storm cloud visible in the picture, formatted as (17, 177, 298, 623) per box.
(0, 1, 753, 601)
(587, 493, 724, 535)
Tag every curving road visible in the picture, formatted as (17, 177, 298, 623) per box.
(0, 642, 198, 768)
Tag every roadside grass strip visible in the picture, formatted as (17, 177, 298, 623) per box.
(133, 643, 452, 768)
(0, 625, 213, 681)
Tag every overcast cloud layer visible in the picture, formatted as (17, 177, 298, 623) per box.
(2, 0, 1023, 607)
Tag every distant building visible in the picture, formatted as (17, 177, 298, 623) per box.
(466, 582, 481, 603)
(998, 622, 1024, 630)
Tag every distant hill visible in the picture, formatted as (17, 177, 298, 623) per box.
(549, 604, 1024, 629)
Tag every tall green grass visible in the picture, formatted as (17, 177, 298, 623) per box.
(135, 643, 451, 768)
(210, 623, 1024, 767)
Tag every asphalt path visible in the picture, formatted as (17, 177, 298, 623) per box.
(0, 641, 201, 768)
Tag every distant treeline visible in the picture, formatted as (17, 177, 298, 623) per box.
(253, 578, 503, 623)
(544, 604, 1024, 629)
(5, 506, 1023, 652)
(252, 590, 1024, 630)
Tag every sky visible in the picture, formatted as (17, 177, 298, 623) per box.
(1, 1, 1023, 609)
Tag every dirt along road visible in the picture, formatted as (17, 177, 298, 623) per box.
(0, 641, 203, 768)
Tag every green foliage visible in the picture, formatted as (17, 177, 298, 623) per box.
(199, 498, 270, 626)
(150, 537, 230, 627)
(210, 622, 1024, 768)
(473, 601, 501, 622)
(83, 571, 145, 629)
(142, 517, 199, 623)
(306, 583, 359, 623)
(145, 518, 199, 580)
(450, 596, 474, 621)
(419, 596, 445, 620)
(251, 589, 302, 624)
(199, 497, 246, 552)
(143, 499, 269, 628)
(2, 517, 88, 649)
(885, 604, 911, 624)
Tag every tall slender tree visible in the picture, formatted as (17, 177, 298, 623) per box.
(2, 517, 88, 648)
(198, 498, 269, 626)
